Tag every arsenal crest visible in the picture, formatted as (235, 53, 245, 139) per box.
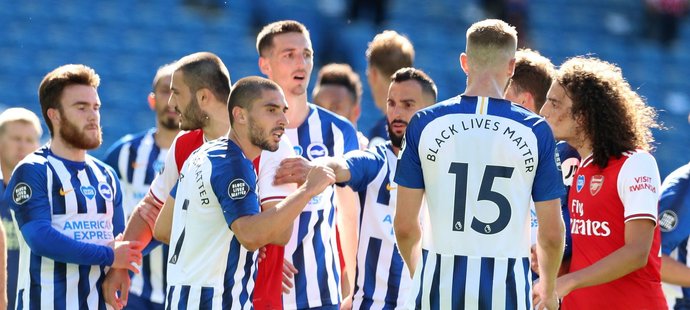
(590, 175, 604, 196)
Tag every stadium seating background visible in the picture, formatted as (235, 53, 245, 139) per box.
(1, 0, 688, 178)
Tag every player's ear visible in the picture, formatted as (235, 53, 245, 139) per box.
(196, 88, 211, 107)
(47, 107, 61, 125)
(232, 106, 248, 125)
(460, 53, 469, 74)
(259, 57, 271, 76)
(147, 93, 156, 110)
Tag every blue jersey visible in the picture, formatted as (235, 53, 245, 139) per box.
(341, 142, 412, 309)
(659, 162, 690, 308)
(165, 138, 259, 310)
(283, 104, 359, 309)
(0, 167, 20, 310)
(104, 128, 169, 306)
(395, 96, 564, 310)
(4, 145, 125, 309)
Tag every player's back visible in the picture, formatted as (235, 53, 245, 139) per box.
(397, 95, 562, 309)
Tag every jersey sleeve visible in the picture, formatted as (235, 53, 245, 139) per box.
(394, 113, 425, 189)
(531, 120, 565, 202)
(659, 169, 690, 254)
(210, 161, 260, 228)
(343, 149, 384, 192)
(149, 134, 181, 205)
(617, 151, 661, 223)
(257, 137, 297, 205)
(6, 162, 115, 266)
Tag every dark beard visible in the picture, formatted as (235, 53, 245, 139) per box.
(388, 120, 407, 148)
(60, 117, 102, 150)
(159, 116, 179, 130)
(249, 118, 280, 152)
(179, 96, 208, 130)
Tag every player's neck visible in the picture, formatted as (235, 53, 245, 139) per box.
(463, 75, 508, 99)
(154, 126, 179, 149)
(50, 136, 87, 162)
(228, 127, 261, 160)
(1, 164, 12, 186)
(203, 105, 231, 141)
(571, 137, 593, 161)
(285, 93, 309, 129)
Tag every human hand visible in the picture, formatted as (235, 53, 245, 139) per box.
(282, 259, 298, 294)
(103, 268, 131, 309)
(532, 279, 559, 310)
(111, 241, 144, 273)
(530, 244, 540, 275)
(302, 165, 335, 197)
(274, 157, 313, 186)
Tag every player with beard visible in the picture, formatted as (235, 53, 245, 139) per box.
(3, 64, 143, 308)
(537, 56, 665, 309)
(314, 68, 437, 308)
(151, 76, 334, 308)
(0, 107, 42, 310)
(103, 52, 297, 309)
(257, 20, 360, 310)
(103, 63, 178, 310)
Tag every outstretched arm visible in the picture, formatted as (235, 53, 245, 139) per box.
(232, 165, 336, 251)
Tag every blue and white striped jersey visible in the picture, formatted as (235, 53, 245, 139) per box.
(395, 96, 564, 310)
(165, 138, 259, 310)
(104, 128, 169, 305)
(659, 162, 690, 308)
(341, 142, 412, 309)
(283, 104, 359, 309)
(5, 145, 125, 309)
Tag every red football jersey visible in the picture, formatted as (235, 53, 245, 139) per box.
(563, 151, 665, 309)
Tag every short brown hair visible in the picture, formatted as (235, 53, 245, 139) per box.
(175, 52, 231, 104)
(391, 67, 438, 102)
(466, 19, 518, 68)
(510, 48, 554, 111)
(557, 56, 660, 168)
(313, 63, 363, 105)
(38, 64, 100, 136)
(228, 76, 282, 125)
(366, 30, 415, 79)
(256, 20, 311, 57)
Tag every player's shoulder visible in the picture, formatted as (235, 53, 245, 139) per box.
(106, 128, 156, 154)
(174, 129, 204, 144)
(17, 145, 50, 168)
(662, 162, 690, 189)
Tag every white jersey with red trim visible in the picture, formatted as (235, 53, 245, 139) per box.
(564, 150, 665, 309)
(148, 130, 295, 206)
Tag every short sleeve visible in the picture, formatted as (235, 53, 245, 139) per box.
(149, 134, 181, 204)
(210, 161, 260, 228)
(394, 113, 425, 189)
(617, 151, 661, 223)
(5, 162, 51, 228)
(531, 121, 565, 202)
(659, 171, 690, 254)
(343, 149, 385, 192)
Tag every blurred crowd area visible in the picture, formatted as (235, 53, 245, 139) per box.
(1, 0, 689, 177)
